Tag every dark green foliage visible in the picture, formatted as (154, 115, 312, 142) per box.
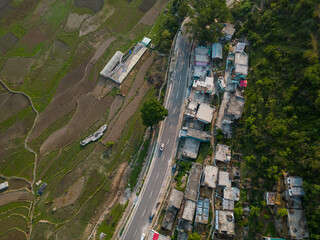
(187, 0, 231, 42)
(140, 98, 168, 127)
(232, 0, 320, 238)
(156, 0, 189, 53)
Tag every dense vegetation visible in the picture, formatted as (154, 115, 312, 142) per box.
(232, 0, 320, 238)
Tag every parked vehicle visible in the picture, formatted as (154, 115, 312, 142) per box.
(149, 212, 154, 223)
(140, 233, 145, 240)
(172, 164, 177, 173)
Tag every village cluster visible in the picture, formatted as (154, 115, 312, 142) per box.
(146, 23, 309, 240)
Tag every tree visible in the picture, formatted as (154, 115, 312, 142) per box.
(188, 232, 201, 240)
(187, 0, 230, 42)
(140, 98, 168, 127)
(277, 208, 288, 217)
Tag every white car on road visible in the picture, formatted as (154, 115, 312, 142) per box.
(160, 143, 165, 151)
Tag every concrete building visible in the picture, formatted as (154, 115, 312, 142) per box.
(195, 197, 210, 224)
(287, 209, 309, 239)
(184, 101, 197, 118)
(215, 210, 235, 235)
(223, 187, 240, 201)
(195, 103, 214, 124)
(180, 127, 211, 142)
(108, 43, 147, 84)
(162, 211, 175, 231)
(221, 23, 236, 41)
(222, 199, 234, 210)
(100, 51, 124, 78)
(212, 43, 223, 60)
(218, 171, 231, 188)
(185, 164, 203, 201)
(235, 42, 246, 53)
(234, 52, 249, 80)
(168, 189, 184, 212)
(201, 165, 218, 189)
(182, 138, 201, 160)
(194, 46, 210, 66)
(0, 181, 9, 191)
(225, 90, 245, 120)
(192, 77, 215, 95)
(215, 144, 231, 163)
(286, 176, 305, 197)
(181, 200, 197, 222)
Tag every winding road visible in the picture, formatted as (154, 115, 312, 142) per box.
(121, 28, 192, 240)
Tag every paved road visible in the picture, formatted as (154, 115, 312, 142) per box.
(122, 31, 191, 240)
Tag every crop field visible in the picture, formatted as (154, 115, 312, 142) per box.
(0, 0, 169, 239)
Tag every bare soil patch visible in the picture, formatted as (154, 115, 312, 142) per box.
(40, 93, 113, 154)
(7, 178, 31, 191)
(0, 190, 33, 207)
(139, 0, 169, 25)
(0, 92, 10, 103)
(107, 95, 124, 122)
(0, 0, 11, 18)
(79, 4, 114, 37)
(91, 78, 115, 99)
(20, 22, 51, 48)
(55, 55, 91, 96)
(64, 13, 90, 33)
(0, 32, 19, 54)
(75, 0, 104, 13)
(67, 94, 97, 127)
(0, 121, 25, 143)
(29, 101, 76, 141)
(0, 57, 35, 85)
(53, 177, 85, 209)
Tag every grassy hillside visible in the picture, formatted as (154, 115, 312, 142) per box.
(231, 0, 320, 238)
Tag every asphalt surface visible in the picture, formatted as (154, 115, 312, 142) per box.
(122, 32, 192, 240)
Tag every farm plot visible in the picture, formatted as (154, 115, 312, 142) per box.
(0, 57, 35, 85)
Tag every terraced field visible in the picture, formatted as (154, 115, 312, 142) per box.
(0, 0, 168, 239)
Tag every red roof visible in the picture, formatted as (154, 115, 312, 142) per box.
(153, 232, 159, 240)
(240, 80, 247, 87)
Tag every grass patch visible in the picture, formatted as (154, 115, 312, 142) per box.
(174, 160, 192, 191)
(128, 138, 151, 190)
(196, 142, 212, 164)
(0, 215, 29, 234)
(97, 202, 127, 240)
(45, 0, 72, 29)
(0, 206, 30, 221)
(0, 106, 33, 133)
(0, 201, 31, 214)
(263, 221, 277, 236)
(11, 25, 27, 39)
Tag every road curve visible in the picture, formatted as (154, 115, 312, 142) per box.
(122, 31, 191, 240)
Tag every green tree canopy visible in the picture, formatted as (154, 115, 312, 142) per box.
(140, 98, 168, 127)
(187, 0, 230, 42)
(188, 232, 201, 240)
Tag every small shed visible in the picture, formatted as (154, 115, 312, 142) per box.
(0, 181, 9, 191)
(141, 37, 151, 47)
(212, 43, 223, 60)
(218, 171, 231, 188)
(201, 165, 218, 189)
(181, 200, 196, 222)
(168, 189, 184, 211)
(37, 182, 47, 195)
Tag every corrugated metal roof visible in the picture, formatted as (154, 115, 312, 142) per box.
(212, 43, 223, 59)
